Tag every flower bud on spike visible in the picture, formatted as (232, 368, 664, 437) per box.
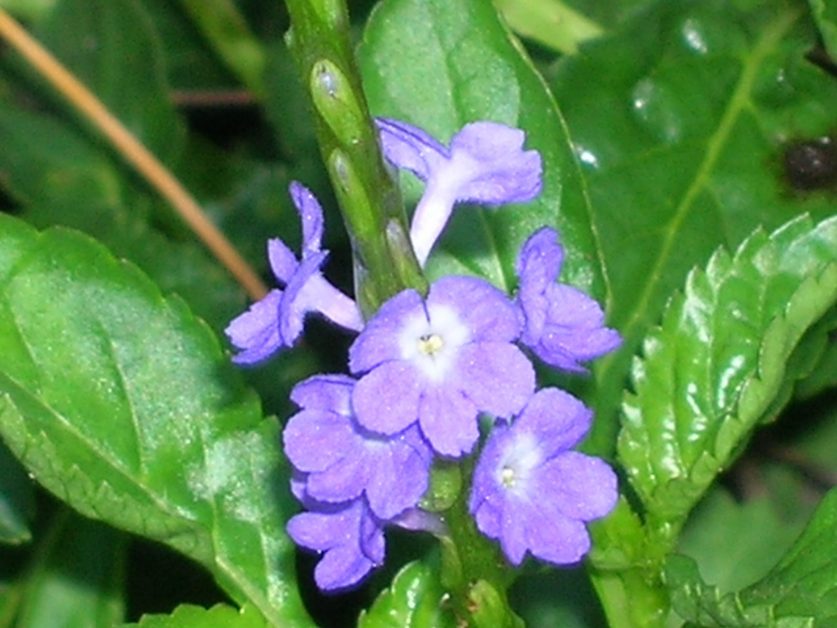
(311, 59, 364, 146)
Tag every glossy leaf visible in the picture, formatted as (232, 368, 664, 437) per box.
(0, 215, 311, 627)
(358, 561, 454, 628)
(619, 215, 837, 539)
(35, 0, 185, 163)
(359, 0, 605, 299)
(0, 440, 34, 545)
(550, 0, 837, 451)
(128, 603, 266, 628)
(667, 488, 837, 626)
(16, 512, 124, 628)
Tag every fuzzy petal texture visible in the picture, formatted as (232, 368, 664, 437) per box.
(428, 276, 520, 342)
(287, 499, 384, 592)
(289, 180, 324, 255)
(278, 251, 329, 344)
(469, 388, 618, 566)
(349, 289, 425, 373)
(285, 374, 431, 520)
(418, 385, 479, 457)
(349, 275, 536, 457)
(516, 227, 621, 372)
(376, 117, 542, 267)
(225, 183, 360, 364)
(225, 289, 283, 365)
(446, 122, 543, 204)
(456, 343, 535, 419)
(376, 118, 448, 179)
(352, 361, 423, 436)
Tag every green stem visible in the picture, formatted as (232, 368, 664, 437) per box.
(586, 499, 671, 626)
(439, 460, 517, 626)
(283, 0, 426, 314)
(590, 567, 669, 628)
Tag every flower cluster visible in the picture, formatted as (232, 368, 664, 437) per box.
(226, 118, 621, 591)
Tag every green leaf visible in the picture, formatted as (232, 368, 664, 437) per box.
(0, 0, 55, 21)
(493, 0, 604, 54)
(17, 511, 125, 628)
(619, 215, 837, 541)
(676, 487, 809, 596)
(0, 440, 34, 545)
(667, 488, 837, 626)
(177, 0, 266, 97)
(809, 0, 837, 58)
(127, 603, 266, 628)
(35, 0, 185, 163)
(0, 215, 311, 627)
(550, 0, 837, 452)
(359, 0, 606, 299)
(358, 561, 454, 628)
(0, 103, 246, 332)
(138, 0, 238, 90)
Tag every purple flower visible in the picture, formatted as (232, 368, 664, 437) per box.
(469, 388, 618, 566)
(287, 497, 385, 592)
(283, 374, 432, 520)
(376, 118, 542, 266)
(349, 275, 535, 458)
(516, 227, 621, 372)
(225, 182, 364, 364)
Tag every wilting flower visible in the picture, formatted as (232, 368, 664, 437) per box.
(349, 275, 535, 457)
(225, 182, 363, 364)
(469, 388, 618, 566)
(377, 118, 542, 266)
(515, 227, 621, 372)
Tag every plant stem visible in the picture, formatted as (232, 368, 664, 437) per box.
(590, 567, 669, 628)
(283, 0, 426, 314)
(0, 9, 268, 300)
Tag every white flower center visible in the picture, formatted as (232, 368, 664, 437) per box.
(398, 303, 470, 382)
(495, 433, 542, 495)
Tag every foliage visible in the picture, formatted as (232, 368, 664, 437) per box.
(0, 0, 833, 626)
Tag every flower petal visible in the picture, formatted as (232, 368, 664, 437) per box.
(349, 289, 425, 373)
(428, 276, 520, 342)
(267, 238, 299, 284)
(448, 122, 542, 204)
(539, 452, 618, 521)
(283, 409, 355, 473)
(514, 388, 593, 453)
(364, 437, 429, 519)
(417, 384, 479, 457)
(225, 289, 284, 365)
(290, 374, 354, 413)
(289, 181, 324, 255)
(525, 504, 591, 565)
(278, 251, 328, 344)
(353, 361, 422, 434)
(375, 117, 448, 180)
(457, 343, 535, 419)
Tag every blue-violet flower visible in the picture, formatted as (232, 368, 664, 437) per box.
(376, 118, 542, 266)
(283, 374, 431, 520)
(469, 387, 618, 566)
(516, 227, 621, 372)
(287, 497, 384, 592)
(225, 182, 363, 364)
(349, 275, 535, 457)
